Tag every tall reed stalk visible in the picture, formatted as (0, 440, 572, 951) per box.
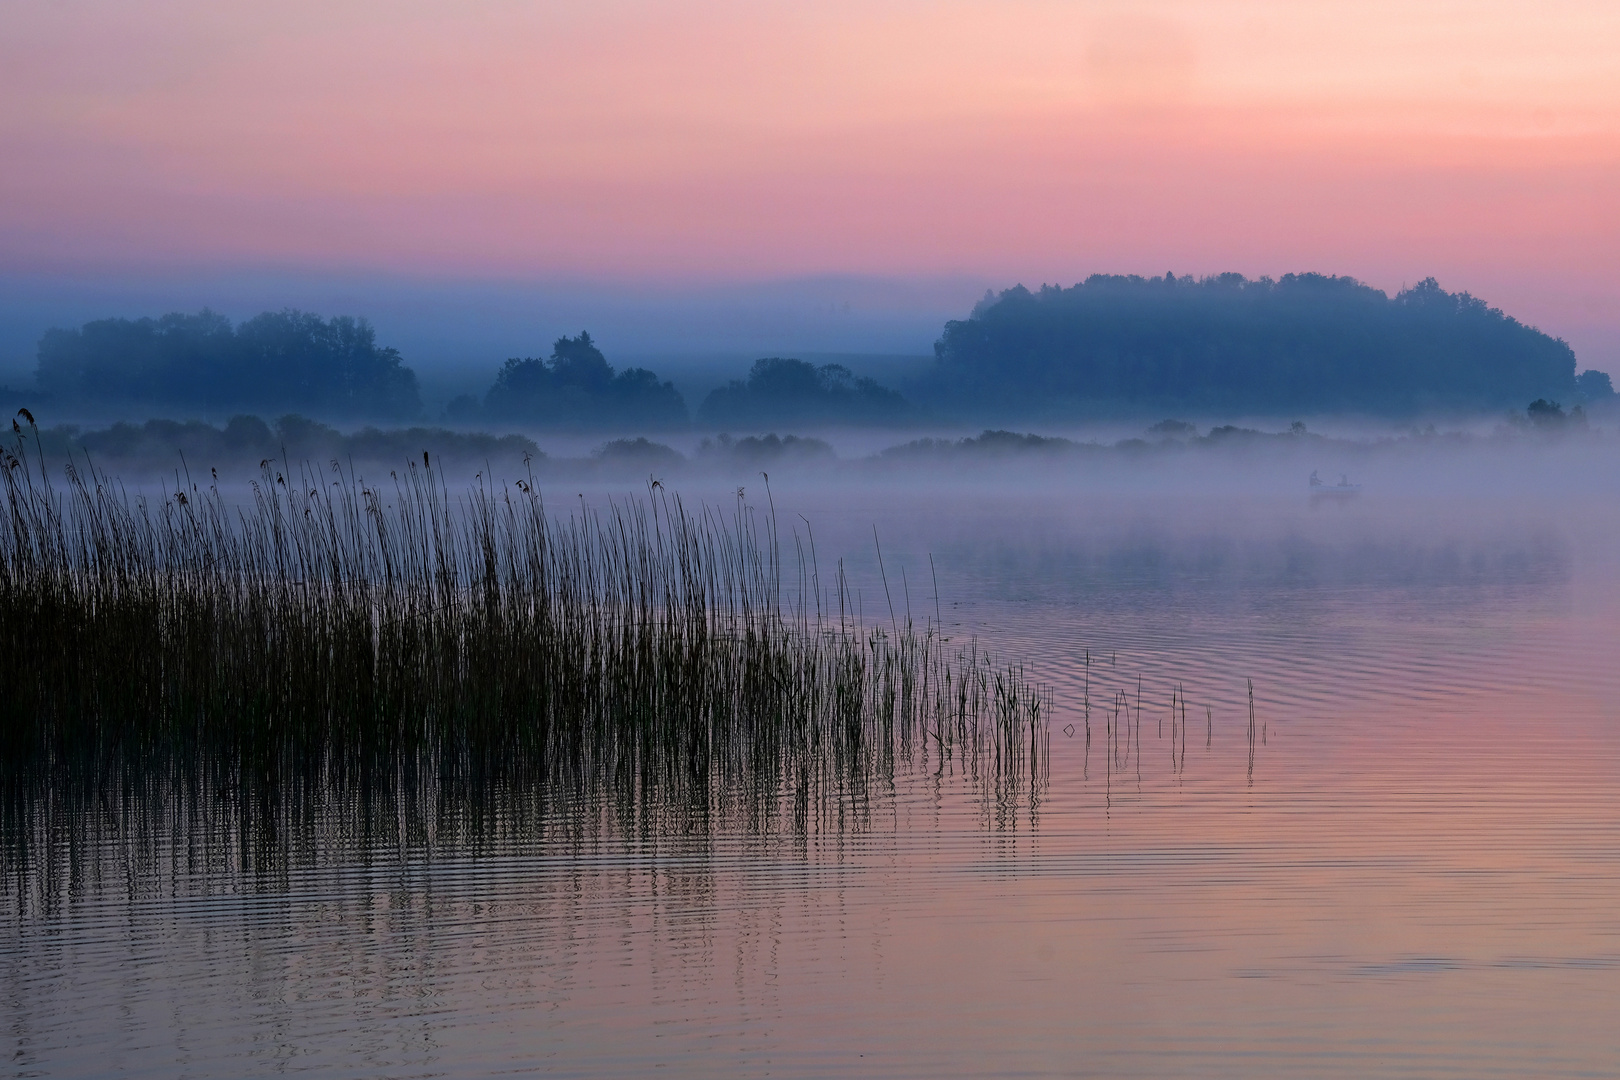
(0, 425, 1047, 839)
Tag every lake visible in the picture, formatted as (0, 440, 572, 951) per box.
(6, 438, 1620, 1077)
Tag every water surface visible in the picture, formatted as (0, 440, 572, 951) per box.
(7, 453, 1620, 1078)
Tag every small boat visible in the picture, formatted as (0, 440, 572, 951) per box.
(1309, 470, 1361, 495)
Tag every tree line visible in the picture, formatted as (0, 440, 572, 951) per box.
(36, 310, 422, 420)
(28, 313, 909, 429)
(448, 340, 909, 429)
(21, 279, 1612, 428)
(926, 273, 1602, 416)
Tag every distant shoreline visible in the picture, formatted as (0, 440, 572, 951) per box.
(10, 405, 1613, 485)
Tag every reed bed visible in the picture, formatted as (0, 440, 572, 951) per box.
(0, 422, 1047, 849)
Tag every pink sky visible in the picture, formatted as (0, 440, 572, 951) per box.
(3, 0, 1617, 362)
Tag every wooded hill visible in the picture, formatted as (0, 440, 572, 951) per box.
(927, 274, 1592, 417)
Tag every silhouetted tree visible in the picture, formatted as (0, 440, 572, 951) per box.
(697, 357, 909, 428)
(1526, 398, 1567, 428)
(482, 332, 686, 429)
(1576, 369, 1615, 401)
(592, 437, 684, 469)
(35, 309, 421, 420)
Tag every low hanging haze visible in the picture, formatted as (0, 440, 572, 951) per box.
(2, 0, 1617, 374)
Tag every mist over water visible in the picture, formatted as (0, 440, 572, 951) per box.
(5, 433, 1620, 1077)
(7, 0, 1620, 1069)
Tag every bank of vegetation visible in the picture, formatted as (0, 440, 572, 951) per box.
(12, 392, 1609, 488)
(28, 413, 541, 476)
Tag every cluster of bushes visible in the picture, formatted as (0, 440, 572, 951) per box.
(23, 415, 844, 481)
(590, 436, 686, 470)
(879, 430, 1081, 460)
(36, 415, 540, 476)
(695, 432, 837, 466)
(577, 432, 842, 474)
(1522, 399, 1590, 430)
(927, 273, 1600, 416)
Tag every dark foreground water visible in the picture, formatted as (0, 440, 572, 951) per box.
(6, 454, 1620, 1078)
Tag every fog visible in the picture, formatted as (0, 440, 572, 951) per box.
(16, 414, 1613, 625)
(16, 405, 1613, 480)
(9, 293, 1615, 641)
(611, 428, 1610, 687)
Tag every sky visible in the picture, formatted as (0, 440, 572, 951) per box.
(2, 0, 1617, 373)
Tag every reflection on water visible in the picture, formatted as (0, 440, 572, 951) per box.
(1, 717, 1047, 921)
(6, 479, 1620, 1078)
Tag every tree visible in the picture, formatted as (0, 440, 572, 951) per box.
(548, 331, 615, 394)
(1526, 398, 1566, 428)
(35, 309, 421, 420)
(697, 358, 910, 428)
(482, 332, 687, 429)
(1576, 369, 1615, 401)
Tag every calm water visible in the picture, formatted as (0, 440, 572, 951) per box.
(7, 448, 1620, 1078)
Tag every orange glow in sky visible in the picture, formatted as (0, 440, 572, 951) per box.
(2, 0, 1617, 356)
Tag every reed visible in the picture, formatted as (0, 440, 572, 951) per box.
(1247, 677, 1257, 782)
(0, 422, 1047, 835)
